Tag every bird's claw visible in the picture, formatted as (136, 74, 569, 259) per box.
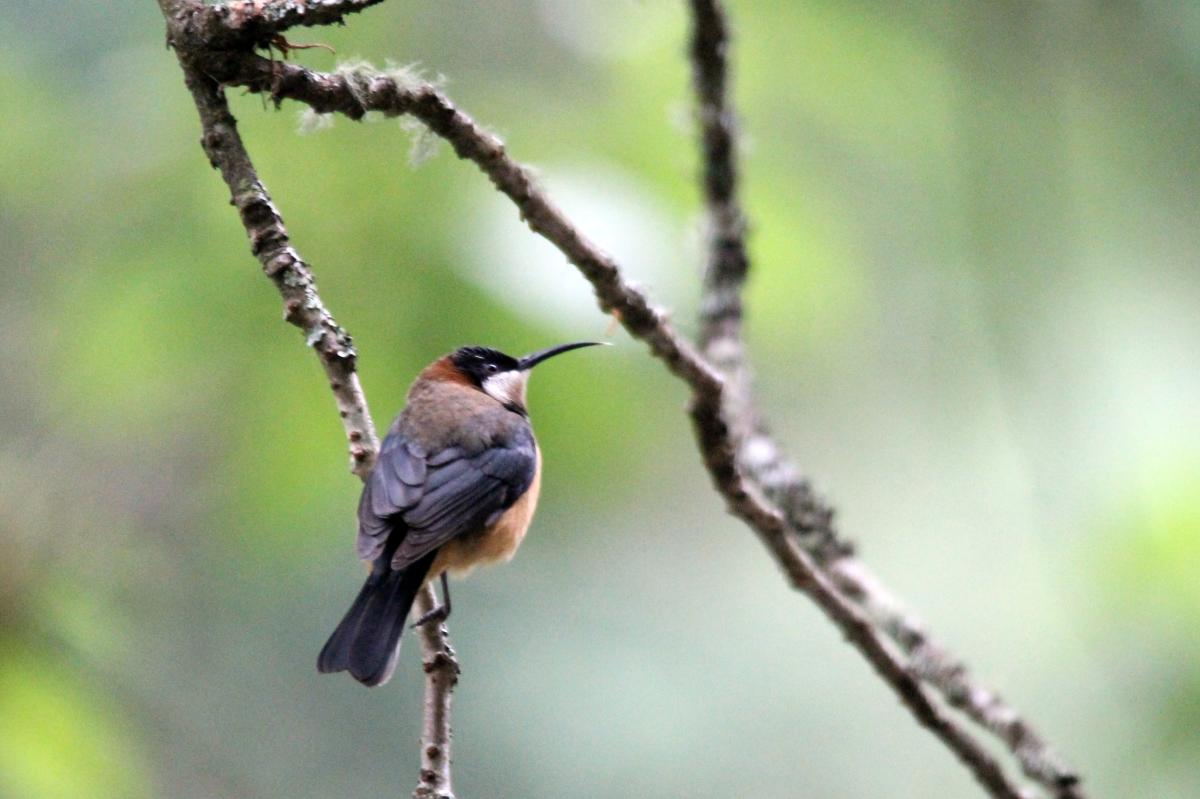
(411, 604, 449, 629)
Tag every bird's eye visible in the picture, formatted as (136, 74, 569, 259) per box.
(485, 363, 499, 373)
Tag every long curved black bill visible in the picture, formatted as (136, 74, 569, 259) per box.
(518, 341, 607, 371)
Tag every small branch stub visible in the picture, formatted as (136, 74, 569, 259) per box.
(156, 0, 1087, 796)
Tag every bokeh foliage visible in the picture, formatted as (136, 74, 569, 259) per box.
(1, 1, 1198, 797)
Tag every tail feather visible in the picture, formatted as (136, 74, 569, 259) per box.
(317, 551, 436, 687)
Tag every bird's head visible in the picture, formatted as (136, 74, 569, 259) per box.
(439, 341, 606, 413)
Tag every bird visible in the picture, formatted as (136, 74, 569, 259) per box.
(317, 341, 605, 687)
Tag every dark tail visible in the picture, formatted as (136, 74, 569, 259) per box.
(317, 551, 436, 687)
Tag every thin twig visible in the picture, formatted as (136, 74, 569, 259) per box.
(189, 53, 714, 379)
(155, 4, 458, 797)
(159, 6, 377, 479)
(685, 2, 1083, 796)
(196, 52, 1032, 799)
(689, 0, 749, 358)
(412, 590, 459, 799)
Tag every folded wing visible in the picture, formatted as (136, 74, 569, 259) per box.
(356, 427, 538, 567)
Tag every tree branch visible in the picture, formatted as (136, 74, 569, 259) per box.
(160, 15, 377, 479)
(196, 50, 1039, 799)
(689, 0, 749, 358)
(155, 4, 457, 797)
(686, 2, 1083, 797)
(412, 590, 458, 799)
(156, 2, 1084, 796)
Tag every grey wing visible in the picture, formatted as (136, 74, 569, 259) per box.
(356, 434, 429, 560)
(355, 427, 538, 569)
(391, 429, 537, 569)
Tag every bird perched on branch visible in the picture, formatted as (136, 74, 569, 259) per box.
(318, 341, 605, 687)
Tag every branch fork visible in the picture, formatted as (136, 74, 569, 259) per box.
(156, 1, 1086, 797)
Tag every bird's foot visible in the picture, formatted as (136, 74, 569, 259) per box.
(411, 604, 450, 629)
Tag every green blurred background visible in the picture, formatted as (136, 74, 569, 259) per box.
(2, 1, 1198, 796)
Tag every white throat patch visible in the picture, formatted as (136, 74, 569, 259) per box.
(482, 370, 529, 408)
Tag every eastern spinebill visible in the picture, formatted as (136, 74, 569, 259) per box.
(318, 341, 605, 687)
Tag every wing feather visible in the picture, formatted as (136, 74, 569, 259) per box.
(354, 424, 537, 570)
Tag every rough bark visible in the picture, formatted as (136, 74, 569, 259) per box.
(154, 2, 1087, 797)
(156, 3, 458, 797)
